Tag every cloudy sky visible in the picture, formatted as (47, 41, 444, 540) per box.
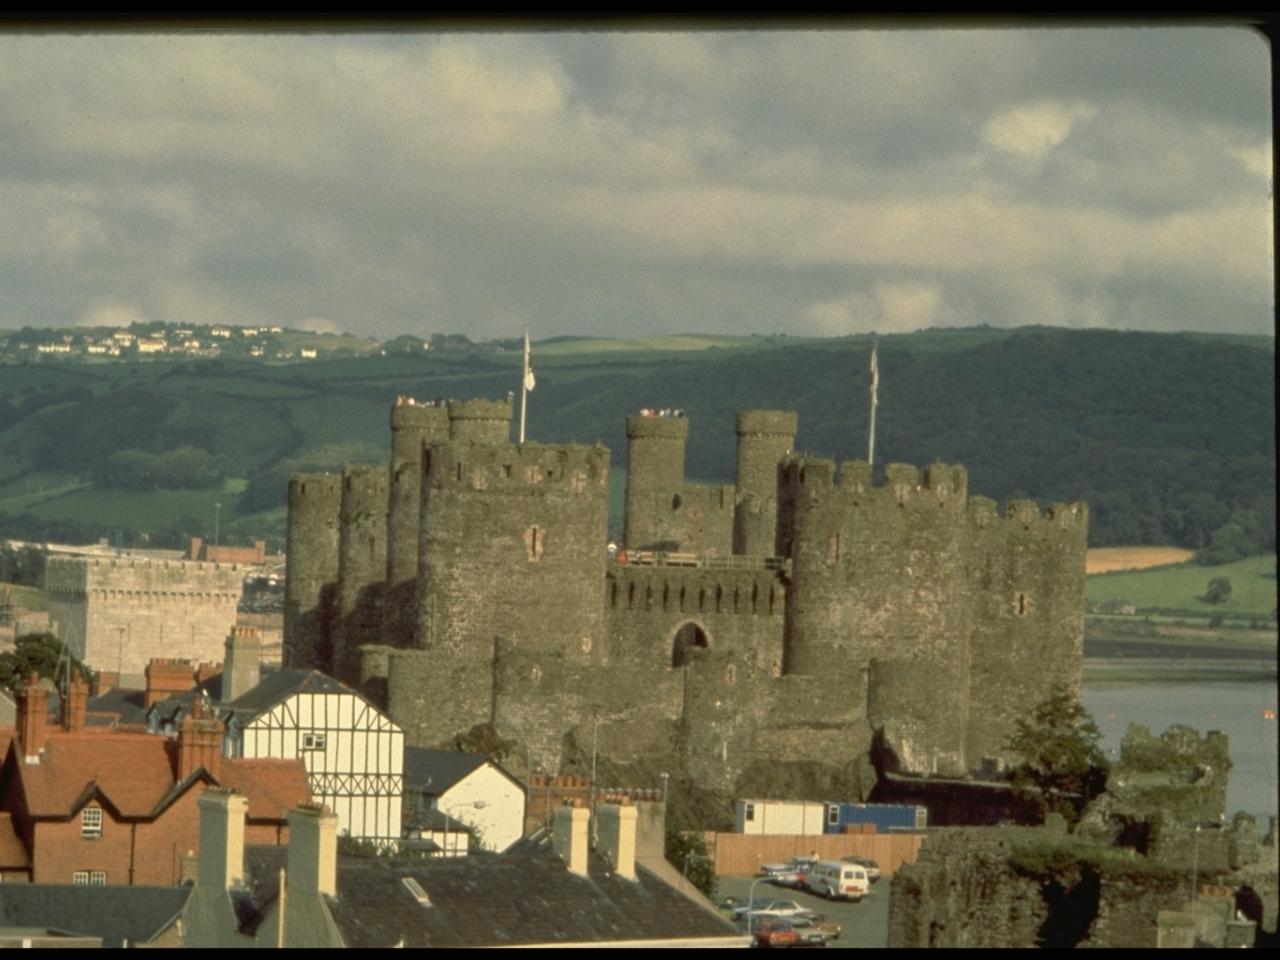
(0, 25, 1272, 341)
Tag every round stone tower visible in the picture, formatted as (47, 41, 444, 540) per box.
(284, 473, 342, 670)
(333, 464, 389, 686)
(622, 414, 688, 550)
(733, 410, 798, 556)
(447, 397, 513, 445)
(384, 398, 450, 648)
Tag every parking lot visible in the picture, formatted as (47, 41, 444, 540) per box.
(714, 873, 891, 949)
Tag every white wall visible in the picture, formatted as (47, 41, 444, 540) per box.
(735, 800, 824, 836)
(438, 764, 526, 853)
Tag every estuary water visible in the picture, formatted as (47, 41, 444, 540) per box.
(1083, 677, 1278, 822)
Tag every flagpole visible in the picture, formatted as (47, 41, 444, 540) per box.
(867, 343, 878, 467)
(519, 328, 530, 444)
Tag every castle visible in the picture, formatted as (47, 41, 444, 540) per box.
(283, 396, 1087, 800)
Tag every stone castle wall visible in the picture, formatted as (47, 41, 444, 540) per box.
(285, 396, 1088, 800)
(45, 555, 243, 681)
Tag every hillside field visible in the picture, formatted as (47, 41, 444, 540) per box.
(1086, 552, 1277, 618)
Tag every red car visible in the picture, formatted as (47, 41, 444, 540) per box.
(753, 920, 803, 949)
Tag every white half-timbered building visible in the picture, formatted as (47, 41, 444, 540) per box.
(148, 668, 403, 843)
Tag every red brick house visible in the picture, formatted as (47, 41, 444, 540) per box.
(0, 674, 310, 886)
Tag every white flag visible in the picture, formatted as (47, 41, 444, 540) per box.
(523, 330, 536, 392)
(869, 344, 878, 404)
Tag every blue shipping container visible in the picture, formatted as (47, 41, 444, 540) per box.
(822, 802, 928, 834)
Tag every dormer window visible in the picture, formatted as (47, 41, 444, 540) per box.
(81, 806, 103, 839)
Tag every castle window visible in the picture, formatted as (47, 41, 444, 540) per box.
(724, 664, 736, 686)
(1016, 593, 1031, 617)
(672, 493, 682, 510)
(610, 581, 619, 608)
(524, 525, 544, 561)
(456, 463, 463, 481)
(826, 533, 840, 565)
(81, 807, 102, 839)
(502, 464, 512, 478)
(671, 622, 709, 668)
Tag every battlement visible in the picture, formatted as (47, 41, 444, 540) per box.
(423, 442, 609, 493)
(625, 413, 689, 440)
(967, 496, 1088, 532)
(44, 555, 244, 588)
(447, 397, 513, 422)
(340, 464, 388, 503)
(780, 457, 970, 507)
(736, 409, 798, 437)
(288, 472, 342, 504)
(390, 397, 450, 431)
(607, 565, 783, 617)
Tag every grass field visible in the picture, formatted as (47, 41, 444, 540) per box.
(1085, 546, 1196, 574)
(23, 487, 240, 534)
(1, 582, 49, 612)
(1086, 552, 1277, 618)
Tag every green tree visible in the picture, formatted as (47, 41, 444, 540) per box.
(0, 632, 93, 695)
(1203, 576, 1233, 605)
(665, 826, 716, 900)
(1006, 684, 1109, 826)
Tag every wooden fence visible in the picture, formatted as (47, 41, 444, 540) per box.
(700, 829, 926, 878)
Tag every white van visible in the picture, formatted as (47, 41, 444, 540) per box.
(805, 860, 870, 901)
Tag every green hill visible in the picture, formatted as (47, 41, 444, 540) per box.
(0, 327, 1274, 556)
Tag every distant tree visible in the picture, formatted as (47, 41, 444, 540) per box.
(1203, 576, 1233, 605)
(0, 632, 93, 695)
(1006, 684, 1109, 826)
(665, 825, 716, 900)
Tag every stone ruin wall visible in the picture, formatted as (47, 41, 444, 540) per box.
(285, 395, 1088, 799)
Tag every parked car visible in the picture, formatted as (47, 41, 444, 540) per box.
(840, 855, 882, 882)
(752, 920, 802, 949)
(804, 914, 843, 941)
(776, 915, 837, 947)
(734, 899, 814, 922)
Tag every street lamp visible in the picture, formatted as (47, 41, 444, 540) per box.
(745, 874, 771, 941)
(660, 771, 670, 805)
(214, 502, 222, 551)
(441, 800, 487, 857)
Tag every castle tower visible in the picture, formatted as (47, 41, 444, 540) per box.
(284, 473, 342, 670)
(384, 398, 450, 649)
(623, 414, 688, 550)
(447, 397, 513, 445)
(332, 464, 389, 686)
(733, 410, 797, 556)
(407, 441, 610, 746)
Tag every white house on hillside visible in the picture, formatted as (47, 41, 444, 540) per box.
(402, 748, 526, 856)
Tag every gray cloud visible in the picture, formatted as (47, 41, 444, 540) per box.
(0, 27, 1271, 339)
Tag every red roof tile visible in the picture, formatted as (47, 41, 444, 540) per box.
(221, 758, 312, 822)
(19, 729, 179, 818)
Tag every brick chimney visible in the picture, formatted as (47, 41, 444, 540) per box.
(145, 658, 197, 708)
(553, 802, 590, 878)
(16, 673, 48, 764)
(197, 789, 247, 889)
(594, 799, 638, 880)
(286, 803, 338, 898)
(223, 627, 261, 703)
(62, 673, 89, 732)
(177, 696, 224, 781)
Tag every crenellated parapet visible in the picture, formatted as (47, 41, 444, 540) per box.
(447, 396, 513, 445)
(423, 441, 609, 496)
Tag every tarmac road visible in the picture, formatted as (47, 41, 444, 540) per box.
(714, 873, 891, 949)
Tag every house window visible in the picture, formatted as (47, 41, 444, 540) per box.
(90, 871, 106, 885)
(73, 871, 90, 885)
(81, 807, 103, 839)
(302, 733, 328, 750)
(827, 804, 840, 826)
(744, 803, 755, 822)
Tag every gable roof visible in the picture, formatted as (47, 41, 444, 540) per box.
(402, 748, 489, 795)
(7, 729, 308, 822)
(240, 838, 742, 948)
(149, 667, 377, 730)
(0, 885, 190, 948)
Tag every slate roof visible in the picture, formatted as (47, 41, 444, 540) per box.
(149, 667, 369, 728)
(85, 686, 149, 726)
(241, 837, 741, 948)
(402, 747, 489, 795)
(0, 884, 190, 948)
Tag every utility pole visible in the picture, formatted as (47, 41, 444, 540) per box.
(867, 342, 879, 468)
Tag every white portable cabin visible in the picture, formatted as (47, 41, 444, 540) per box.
(734, 799, 825, 836)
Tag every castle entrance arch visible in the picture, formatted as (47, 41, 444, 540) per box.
(670, 620, 710, 668)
